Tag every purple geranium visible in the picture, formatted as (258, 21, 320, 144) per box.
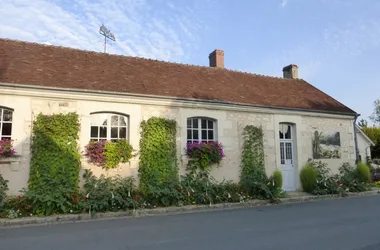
(185, 141, 225, 167)
(0, 139, 16, 158)
(85, 140, 106, 166)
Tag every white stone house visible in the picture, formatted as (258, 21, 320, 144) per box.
(0, 39, 361, 194)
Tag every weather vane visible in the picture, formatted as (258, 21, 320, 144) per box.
(99, 24, 116, 53)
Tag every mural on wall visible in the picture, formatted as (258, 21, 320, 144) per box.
(312, 131, 341, 159)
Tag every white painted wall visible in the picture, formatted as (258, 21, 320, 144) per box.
(0, 87, 356, 194)
(356, 130, 372, 163)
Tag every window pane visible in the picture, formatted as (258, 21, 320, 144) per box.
(1, 123, 12, 136)
(208, 130, 214, 140)
(201, 119, 207, 129)
(90, 126, 99, 138)
(286, 142, 293, 164)
(279, 130, 283, 139)
(119, 116, 127, 126)
(99, 127, 107, 138)
(1, 136, 11, 140)
(285, 125, 291, 139)
(187, 130, 192, 140)
(119, 127, 127, 138)
(187, 119, 191, 128)
(90, 114, 99, 125)
(102, 118, 108, 126)
(193, 129, 199, 140)
(280, 142, 285, 164)
(201, 130, 207, 140)
(208, 120, 213, 129)
(111, 116, 118, 126)
(3, 110, 12, 121)
(193, 119, 198, 128)
(111, 127, 118, 138)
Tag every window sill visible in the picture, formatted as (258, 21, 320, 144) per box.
(0, 155, 21, 165)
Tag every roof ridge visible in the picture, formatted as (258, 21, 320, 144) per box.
(1, 38, 302, 81)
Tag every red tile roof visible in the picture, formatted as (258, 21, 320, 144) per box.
(0, 39, 356, 115)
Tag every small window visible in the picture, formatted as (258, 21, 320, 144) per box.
(0, 108, 13, 140)
(187, 117, 216, 143)
(90, 113, 129, 141)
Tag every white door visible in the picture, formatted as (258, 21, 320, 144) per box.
(279, 124, 296, 191)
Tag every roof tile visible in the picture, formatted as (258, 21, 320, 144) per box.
(0, 39, 356, 115)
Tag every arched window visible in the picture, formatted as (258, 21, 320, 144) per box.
(0, 108, 13, 140)
(187, 117, 217, 143)
(90, 113, 129, 141)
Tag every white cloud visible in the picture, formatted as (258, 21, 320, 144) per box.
(281, 0, 289, 7)
(323, 20, 380, 57)
(0, 0, 205, 62)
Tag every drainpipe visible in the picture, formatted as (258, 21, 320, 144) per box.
(353, 114, 360, 164)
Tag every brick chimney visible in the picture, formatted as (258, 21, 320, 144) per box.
(282, 64, 298, 79)
(209, 49, 224, 68)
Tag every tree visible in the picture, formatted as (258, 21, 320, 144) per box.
(369, 99, 380, 125)
(358, 119, 368, 128)
(361, 126, 380, 159)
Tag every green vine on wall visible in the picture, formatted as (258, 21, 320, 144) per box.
(138, 117, 178, 197)
(239, 125, 267, 191)
(28, 112, 81, 213)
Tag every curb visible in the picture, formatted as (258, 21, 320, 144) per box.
(1, 190, 379, 228)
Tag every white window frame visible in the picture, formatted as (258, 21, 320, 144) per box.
(279, 123, 293, 165)
(187, 117, 217, 143)
(0, 108, 13, 140)
(90, 112, 129, 141)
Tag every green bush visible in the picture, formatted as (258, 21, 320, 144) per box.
(308, 160, 342, 195)
(300, 163, 317, 193)
(180, 174, 249, 205)
(81, 170, 137, 215)
(271, 170, 283, 189)
(141, 179, 183, 207)
(267, 170, 283, 197)
(356, 162, 370, 183)
(339, 162, 368, 193)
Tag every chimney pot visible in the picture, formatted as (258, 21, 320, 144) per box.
(283, 64, 298, 79)
(209, 49, 224, 68)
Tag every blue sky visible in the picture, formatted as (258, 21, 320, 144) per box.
(1, 0, 379, 122)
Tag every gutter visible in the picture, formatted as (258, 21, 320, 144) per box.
(354, 114, 360, 163)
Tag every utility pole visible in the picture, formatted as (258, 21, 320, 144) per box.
(99, 24, 116, 53)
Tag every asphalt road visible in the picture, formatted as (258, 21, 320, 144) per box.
(1, 195, 380, 250)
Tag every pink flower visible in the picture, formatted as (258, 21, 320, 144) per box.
(0, 139, 16, 158)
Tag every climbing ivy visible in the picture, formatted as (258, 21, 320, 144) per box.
(138, 117, 178, 198)
(239, 125, 269, 197)
(27, 113, 81, 215)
